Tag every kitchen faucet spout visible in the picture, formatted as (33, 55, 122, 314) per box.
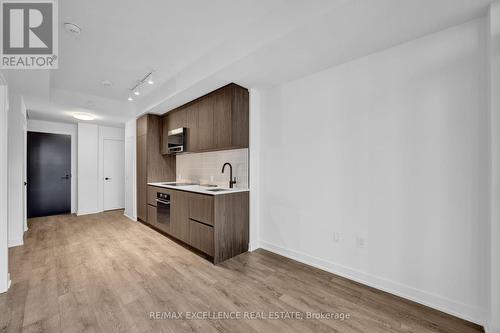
(221, 162, 237, 188)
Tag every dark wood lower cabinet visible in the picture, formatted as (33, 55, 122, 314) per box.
(146, 185, 249, 264)
(147, 204, 157, 226)
(170, 191, 190, 243)
(189, 219, 214, 256)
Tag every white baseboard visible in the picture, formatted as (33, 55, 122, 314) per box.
(259, 240, 486, 327)
(0, 273, 11, 293)
(486, 322, 500, 333)
(248, 241, 260, 252)
(8, 238, 23, 248)
(76, 210, 100, 216)
(124, 213, 137, 222)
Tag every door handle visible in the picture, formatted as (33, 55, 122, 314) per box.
(105, 177, 111, 180)
(61, 175, 70, 180)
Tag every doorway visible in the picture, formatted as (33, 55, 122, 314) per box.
(27, 132, 71, 218)
(103, 139, 124, 211)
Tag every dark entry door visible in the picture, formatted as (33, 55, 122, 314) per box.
(27, 132, 71, 218)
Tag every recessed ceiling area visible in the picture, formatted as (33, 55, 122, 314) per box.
(52, 0, 289, 101)
(1, 0, 497, 127)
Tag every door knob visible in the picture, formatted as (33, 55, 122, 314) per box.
(61, 175, 69, 180)
(105, 177, 111, 180)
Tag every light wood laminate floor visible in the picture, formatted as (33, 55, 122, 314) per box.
(0, 211, 483, 333)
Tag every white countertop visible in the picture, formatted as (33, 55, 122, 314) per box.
(148, 182, 250, 196)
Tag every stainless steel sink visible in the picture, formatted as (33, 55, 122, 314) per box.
(207, 188, 228, 192)
(161, 182, 196, 186)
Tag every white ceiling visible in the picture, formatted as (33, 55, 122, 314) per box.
(2, 0, 496, 126)
(53, 0, 291, 100)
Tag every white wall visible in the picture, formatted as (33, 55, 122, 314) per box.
(249, 89, 261, 251)
(98, 126, 125, 212)
(27, 120, 78, 214)
(77, 123, 99, 215)
(7, 94, 26, 247)
(124, 119, 136, 220)
(257, 19, 489, 324)
(489, 2, 500, 332)
(0, 77, 9, 292)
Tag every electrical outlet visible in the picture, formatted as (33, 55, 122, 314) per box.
(332, 232, 340, 243)
(356, 237, 365, 248)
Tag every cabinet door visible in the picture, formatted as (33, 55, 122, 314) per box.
(214, 88, 232, 149)
(137, 115, 148, 136)
(186, 104, 199, 152)
(197, 96, 214, 151)
(167, 109, 187, 131)
(188, 193, 213, 226)
(170, 190, 189, 243)
(160, 116, 169, 155)
(147, 204, 157, 226)
(189, 220, 214, 256)
(137, 134, 147, 221)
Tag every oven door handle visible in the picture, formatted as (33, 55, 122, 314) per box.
(155, 198, 171, 205)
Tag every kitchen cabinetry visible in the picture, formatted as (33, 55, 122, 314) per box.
(197, 95, 214, 150)
(188, 194, 213, 226)
(146, 185, 249, 264)
(160, 109, 187, 155)
(186, 103, 199, 152)
(170, 190, 189, 243)
(136, 114, 176, 222)
(189, 220, 214, 256)
(161, 83, 249, 154)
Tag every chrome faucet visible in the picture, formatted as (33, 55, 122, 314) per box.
(221, 162, 237, 188)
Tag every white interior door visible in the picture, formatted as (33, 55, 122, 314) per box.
(103, 139, 125, 211)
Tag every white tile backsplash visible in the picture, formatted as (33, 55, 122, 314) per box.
(176, 149, 249, 189)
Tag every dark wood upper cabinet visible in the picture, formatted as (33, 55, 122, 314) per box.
(213, 87, 232, 149)
(197, 95, 215, 151)
(186, 103, 199, 152)
(161, 83, 249, 154)
(168, 109, 187, 131)
(136, 114, 176, 222)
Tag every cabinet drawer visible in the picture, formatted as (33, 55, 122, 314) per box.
(147, 204, 157, 225)
(188, 194, 213, 226)
(189, 219, 214, 256)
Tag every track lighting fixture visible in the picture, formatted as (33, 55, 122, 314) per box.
(128, 70, 155, 100)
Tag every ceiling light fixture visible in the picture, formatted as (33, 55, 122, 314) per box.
(147, 73, 154, 85)
(128, 70, 155, 100)
(64, 22, 82, 36)
(73, 113, 95, 121)
(128, 96, 134, 101)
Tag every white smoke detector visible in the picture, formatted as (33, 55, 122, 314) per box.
(64, 22, 81, 36)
